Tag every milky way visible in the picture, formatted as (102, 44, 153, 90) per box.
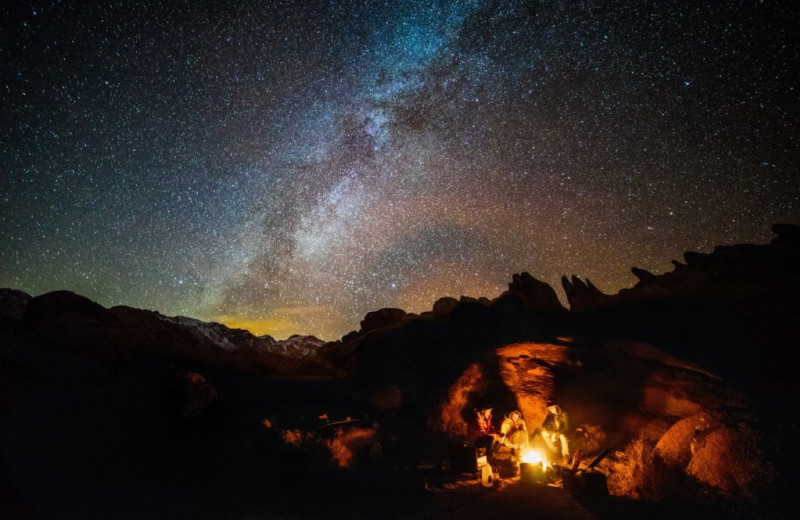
(2, 1, 798, 339)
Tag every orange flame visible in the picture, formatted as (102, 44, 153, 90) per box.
(520, 448, 550, 470)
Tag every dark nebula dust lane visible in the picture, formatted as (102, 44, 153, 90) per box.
(2, 1, 798, 339)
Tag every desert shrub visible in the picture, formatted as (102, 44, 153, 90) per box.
(281, 429, 306, 448)
(327, 427, 378, 468)
(604, 438, 651, 499)
(603, 436, 695, 501)
(181, 371, 218, 418)
(279, 425, 380, 468)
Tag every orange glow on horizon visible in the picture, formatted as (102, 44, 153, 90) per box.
(215, 315, 294, 338)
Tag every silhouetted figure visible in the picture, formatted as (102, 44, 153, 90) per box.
(500, 410, 529, 462)
(468, 406, 496, 454)
(541, 403, 570, 461)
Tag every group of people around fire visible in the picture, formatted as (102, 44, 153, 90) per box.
(469, 402, 571, 466)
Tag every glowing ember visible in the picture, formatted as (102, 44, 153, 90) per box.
(520, 449, 550, 469)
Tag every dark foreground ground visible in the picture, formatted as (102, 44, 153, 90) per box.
(1, 453, 769, 520)
(1, 328, 781, 520)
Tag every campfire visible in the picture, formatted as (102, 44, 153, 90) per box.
(520, 448, 550, 469)
(519, 448, 551, 484)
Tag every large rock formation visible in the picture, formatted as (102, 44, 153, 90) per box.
(562, 224, 799, 308)
(562, 224, 800, 394)
(654, 411, 776, 500)
(436, 337, 783, 503)
(432, 296, 459, 317)
(359, 307, 408, 334)
(505, 272, 566, 311)
(560, 275, 614, 313)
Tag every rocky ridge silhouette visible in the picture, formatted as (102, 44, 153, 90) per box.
(1, 223, 797, 391)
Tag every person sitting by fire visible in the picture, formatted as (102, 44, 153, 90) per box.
(499, 410, 529, 461)
(541, 403, 570, 462)
(468, 406, 496, 454)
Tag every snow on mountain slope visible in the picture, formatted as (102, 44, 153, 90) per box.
(162, 315, 325, 358)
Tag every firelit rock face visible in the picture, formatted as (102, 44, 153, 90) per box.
(436, 336, 778, 501)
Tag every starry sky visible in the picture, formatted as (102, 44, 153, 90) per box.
(2, 1, 798, 339)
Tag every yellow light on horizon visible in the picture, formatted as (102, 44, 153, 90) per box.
(215, 315, 294, 338)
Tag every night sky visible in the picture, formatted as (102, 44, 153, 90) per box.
(2, 1, 798, 339)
